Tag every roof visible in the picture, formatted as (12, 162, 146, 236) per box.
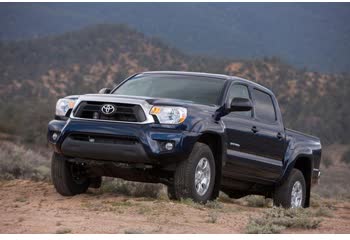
(141, 71, 272, 95)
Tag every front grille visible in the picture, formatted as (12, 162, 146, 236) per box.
(69, 133, 138, 145)
(73, 101, 146, 122)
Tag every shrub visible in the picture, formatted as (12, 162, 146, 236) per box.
(99, 178, 164, 199)
(0, 141, 50, 181)
(245, 207, 322, 234)
(207, 211, 219, 223)
(313, 207, 334, 218)
(205, 200, 223, 209)
(244, 195, 271, 208)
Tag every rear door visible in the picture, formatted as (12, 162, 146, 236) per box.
(247, 88, 286, 181)
(222, 83, 285, 183)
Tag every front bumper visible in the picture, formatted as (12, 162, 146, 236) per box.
(48, 119, 199, 165)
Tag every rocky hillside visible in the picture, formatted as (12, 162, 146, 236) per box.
(0, 24, 349, 146)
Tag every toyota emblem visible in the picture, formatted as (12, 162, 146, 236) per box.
(101, 104, 116, 115)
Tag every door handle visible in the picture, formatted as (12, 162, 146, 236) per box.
(277, 132, 283, 140)
(251, 126, 259, 133)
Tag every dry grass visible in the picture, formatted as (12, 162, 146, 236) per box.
(246, 207, 322, 234)
(0, 141, 50, 181)
(98, 178, 165, 199)
(205, 200, 223, 209)
(243, 195, 272, 208)
(313, 207, 334, 218)
(207, 211, 219, 223)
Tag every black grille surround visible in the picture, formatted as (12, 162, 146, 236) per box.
(69, 133, 139, 145)
(73, 101, 147, 122)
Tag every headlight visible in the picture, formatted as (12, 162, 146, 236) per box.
(150, 106, 187, 124)
(55, 98, 76, 117)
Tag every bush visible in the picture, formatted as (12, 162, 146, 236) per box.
(207, 211, 219, 223)
(99, 178, 165, 199)
(0, 141, 50, 181)
(246, 207, 322, 234)
(313, 207, 334, 218)
(244, 195, 271, 208)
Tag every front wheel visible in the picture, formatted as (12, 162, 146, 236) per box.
(273, 169, 306, 208)
(51, 153, 90, 196)
(173, 142, 216, 203)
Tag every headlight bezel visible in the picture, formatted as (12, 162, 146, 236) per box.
(150, 106, 187, 125)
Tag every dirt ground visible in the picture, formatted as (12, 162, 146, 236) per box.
(0, 180, 349, 234)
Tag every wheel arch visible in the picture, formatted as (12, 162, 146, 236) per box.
(282, 153, 313, 207)
(196, 131, 226, 200)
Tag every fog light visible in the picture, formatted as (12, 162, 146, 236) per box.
(165, 142, 174, 151)
(52, 133, 58, 141)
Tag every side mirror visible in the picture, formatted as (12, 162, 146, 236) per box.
(230, 98, 253, 112)
(99, 88, 112, 94)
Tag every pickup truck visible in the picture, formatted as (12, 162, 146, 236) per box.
(48, 71, 321, 208)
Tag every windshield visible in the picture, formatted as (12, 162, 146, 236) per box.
(113, 74, 226, 106)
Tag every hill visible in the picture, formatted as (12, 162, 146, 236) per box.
(1, 3, 350, 72)
(0, 24, 349, 148)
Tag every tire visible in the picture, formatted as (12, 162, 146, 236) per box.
(167, 185, 177, 200)
(173, 142, 216, 203)
(51, 153, 89, 196)
(273, 169, 306, 208)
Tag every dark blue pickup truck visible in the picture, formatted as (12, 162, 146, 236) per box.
(48, 71, 321, 208)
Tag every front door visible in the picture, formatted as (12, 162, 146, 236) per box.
(221, 83, 263, 182)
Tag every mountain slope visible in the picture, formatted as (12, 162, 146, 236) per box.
(0, 24, 349, 146)
(1, 3, 350, 72)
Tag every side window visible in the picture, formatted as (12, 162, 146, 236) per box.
(253, 89, 276, 123)
(228, 84, 252, 117)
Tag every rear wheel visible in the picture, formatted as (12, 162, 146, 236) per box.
(51, 153, 89, 196)
(273, 169, 306, 208)
(173, 142, 216, 203)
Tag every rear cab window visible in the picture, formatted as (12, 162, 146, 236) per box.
(252, 88, 277, 123)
